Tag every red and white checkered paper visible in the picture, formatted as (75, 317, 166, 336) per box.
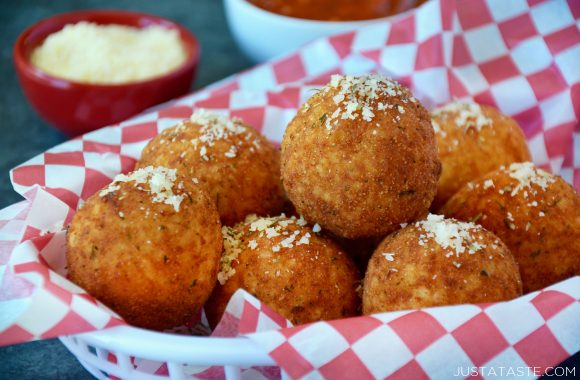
(1, 0, 579, 377)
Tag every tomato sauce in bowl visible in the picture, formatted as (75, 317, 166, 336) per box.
(248, 0, 425, 21)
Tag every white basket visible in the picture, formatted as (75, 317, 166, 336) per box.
(60, 326, 286, 380)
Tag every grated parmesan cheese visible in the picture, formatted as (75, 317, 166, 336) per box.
(189, 109, 259, 161)
(246, 214, 313, 252)
(99, 166, 186, 212)
(415, 214, 488, 264)
(297, 232, 312, 245)
(224, 145, 238, 158)
(432, 102, 492, 132)
(31, 22, 186, 84)
(218, 226, 243, 285)
(503, 162, 555, 197)
(431, 120, 447, 137)
(316, 74, 414, 130)
(382, 252, 395, 262)
(505, 212, 516, 230)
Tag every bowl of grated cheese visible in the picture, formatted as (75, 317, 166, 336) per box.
(14, 10, 200, 136)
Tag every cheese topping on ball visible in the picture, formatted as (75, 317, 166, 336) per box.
(483, 179, 495, 189)
(468, 163, 556, 231)
(99, 166, 186, 212)
(432, 102, 493, 133)
(431, 120, 446, 137)
(218, 226, 244, 285)
(319, 74, 415, 130)
(415, 214, 492, 262)
(187, 109, 261, 160)
(382, 252, 395, 261)
(246, 214, 314, 252)
(216, 214, 320, 285)
(503, 162, 555, 197)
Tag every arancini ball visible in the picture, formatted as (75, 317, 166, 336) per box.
(281, 74, 440, 239)
(441, 162, 580, 293)
(363, 214, 522, 314)
(137, 110, 285, 225)
(66, 166, 223, 330)
(205, 214, 360, 327)
(431, 102, 531, 210)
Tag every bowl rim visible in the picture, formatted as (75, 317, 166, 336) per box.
(13, 9, 201, 89)
(228, 0, 401, 26)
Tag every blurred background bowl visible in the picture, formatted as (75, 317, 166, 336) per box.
(13, 9, 200, 136)
(224, 0, 409, 63)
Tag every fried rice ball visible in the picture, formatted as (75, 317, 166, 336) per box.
(137, 110, 285, 225)
(205, 214, 360, 327)
(441, 162, 580, 293)
(281, 74, 440, 239)
(431, 102, 531, 210)
(66, 166, 222, 330)
(363, 214, 522, 314)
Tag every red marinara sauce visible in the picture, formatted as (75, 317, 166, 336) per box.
(248, 0, 425, 21)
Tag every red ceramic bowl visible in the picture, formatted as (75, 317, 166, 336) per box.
(14, 10, 200, 136)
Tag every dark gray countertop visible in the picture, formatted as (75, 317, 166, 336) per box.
(0, 0, 251, 378)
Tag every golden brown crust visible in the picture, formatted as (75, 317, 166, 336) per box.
(281, 76, 440, 239)
(441, 163, 580, 293)
(205, 216, 360, 327)
(362, 217, 522, 315)
(431, 103, 531, 210)
(66, 168, 222, 330)
(137, 116, 285, 226)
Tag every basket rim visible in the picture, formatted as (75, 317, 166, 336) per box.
(64, 325, 275, 366)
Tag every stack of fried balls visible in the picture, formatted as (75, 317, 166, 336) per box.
(66, 74, 579, 330)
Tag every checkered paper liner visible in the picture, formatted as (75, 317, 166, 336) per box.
(1, 0, 579, 377)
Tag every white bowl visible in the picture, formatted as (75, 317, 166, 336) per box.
(224, 0, 392, 63)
